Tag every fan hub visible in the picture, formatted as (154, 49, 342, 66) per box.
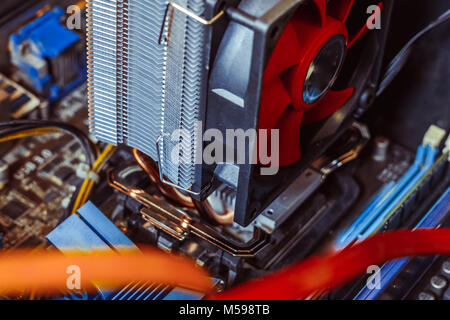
(257, 0, 365, 167)
(284, 16, 348, 111)
(303, 34, 347, 105)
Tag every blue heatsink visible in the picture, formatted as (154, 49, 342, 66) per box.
(47, 201, 204, 301)
(9, 6, 86, 101)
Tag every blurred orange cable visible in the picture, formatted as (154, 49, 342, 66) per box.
(0, 247, 212, 296)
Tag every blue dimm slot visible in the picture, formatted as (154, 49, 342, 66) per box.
(355, 187, 450, 300)
(358, 145, 437, 239)
(336, 145, 426, 248)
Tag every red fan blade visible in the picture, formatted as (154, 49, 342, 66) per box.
(311, 0, 327, 26)
(327, 0, 355, 22)
(303, 88, 354, 125)
(348, 2, 383, 48)
(275, 108, 304, 166)
(264, 22, 302, 82)
(259, 77, 292, 130)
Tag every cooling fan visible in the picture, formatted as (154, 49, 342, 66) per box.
(207, 0, 389, 225)
(259, 0, 378, 166)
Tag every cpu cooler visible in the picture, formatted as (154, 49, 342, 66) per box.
(258, 0, 365, 166)
(88, 0, 393, 226)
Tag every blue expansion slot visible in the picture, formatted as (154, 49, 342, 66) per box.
(336, 181, 396, 248)
(358, 145, 438, 239)
(355, 187, 450, 300)
(336, 145, 429, 248)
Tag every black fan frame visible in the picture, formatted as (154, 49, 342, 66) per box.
(195, 0, 394, 226)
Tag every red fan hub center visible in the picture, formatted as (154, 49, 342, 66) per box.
(284, 16, 348, 111)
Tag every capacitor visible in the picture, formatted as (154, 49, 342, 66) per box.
(372, 136, 390, 162)
(39, 101, 50, 120)
(0, 159, 9, 189)
(430, 275, 447, 296)
(442, 260, 450, 276)
(418, 292, 435, 300)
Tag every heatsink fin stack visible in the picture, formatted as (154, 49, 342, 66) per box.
(87, 0, 209, 190)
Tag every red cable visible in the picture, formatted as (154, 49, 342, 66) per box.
(208, 229, 450, 300)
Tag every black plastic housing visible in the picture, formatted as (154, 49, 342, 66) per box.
(204, 0, 394, 226)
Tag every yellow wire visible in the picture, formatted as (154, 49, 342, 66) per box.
(0, 127, 99, 159)
(76, 145, 116, 209)
(0, 128, 59, 143)
(72, 145, 117, 213)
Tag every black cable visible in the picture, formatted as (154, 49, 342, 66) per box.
(0, 120, 97, 167)
(377, 8, 450, 97)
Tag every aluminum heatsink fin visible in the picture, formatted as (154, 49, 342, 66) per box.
(161, 0, 207, 189)
(87, 0, 119, 144)
(126, 0, 166, 160)
(87, 0, 208, 191)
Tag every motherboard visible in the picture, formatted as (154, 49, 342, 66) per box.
(0, 0, 448, 302)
